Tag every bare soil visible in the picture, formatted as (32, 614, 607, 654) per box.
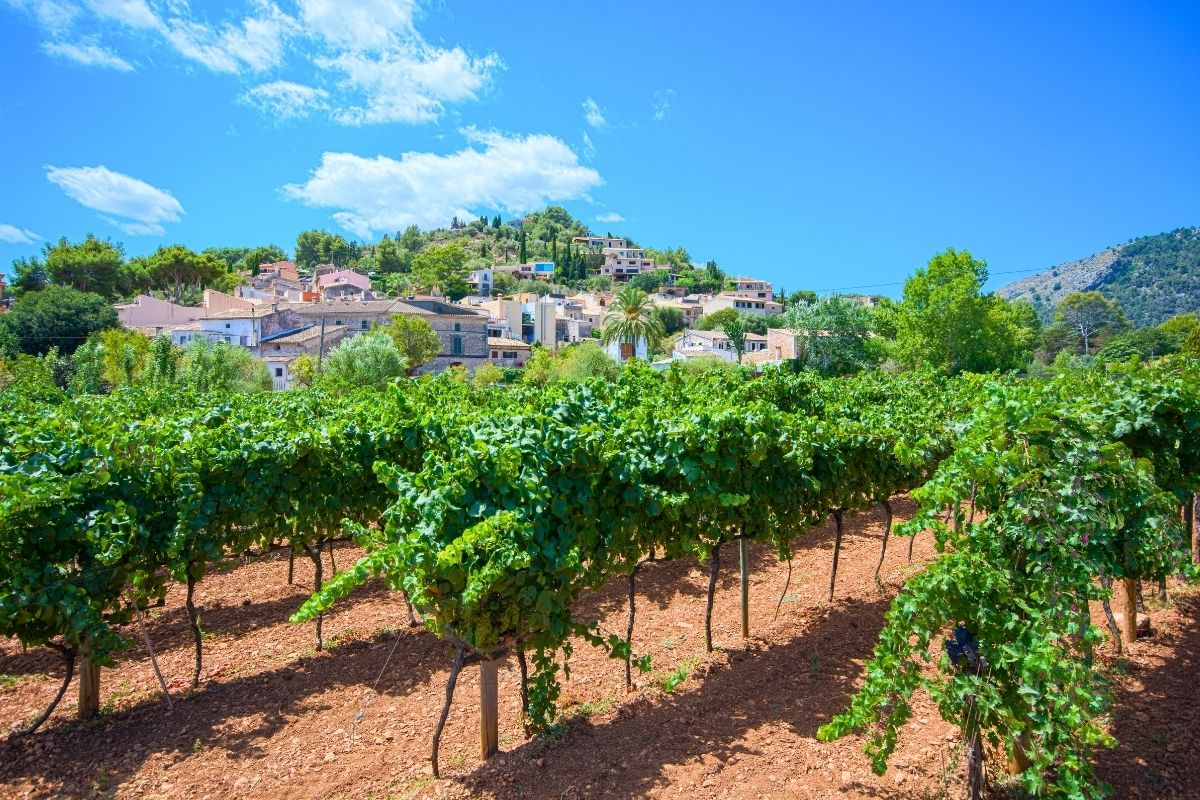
(1, 501, 1196, 799)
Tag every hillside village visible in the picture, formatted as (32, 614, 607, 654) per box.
(18, 209, 856, 389)
(2, 212, 1198, 394)
(108, 254, 806, 389)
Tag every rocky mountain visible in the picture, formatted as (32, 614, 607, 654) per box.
(998, 227, 1200, 327)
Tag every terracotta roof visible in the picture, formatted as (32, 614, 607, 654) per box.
(315, 269, 371, 291)
(488, 336, 530, 349)
(262, 325, 346, 345)
(282, 298, 486, 318)
(204, 307, 274, 320)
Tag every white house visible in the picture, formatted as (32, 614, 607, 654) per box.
(672, 329, 768, 362)
(605, 335, 649, 362)
(701, 292, 785, 317)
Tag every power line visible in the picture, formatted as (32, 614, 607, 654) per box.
(810, 268, 1045, 295)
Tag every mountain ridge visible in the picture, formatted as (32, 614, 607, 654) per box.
(998, 227, 1200, 327)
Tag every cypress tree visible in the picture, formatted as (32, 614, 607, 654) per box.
(518, 230, 527, 264)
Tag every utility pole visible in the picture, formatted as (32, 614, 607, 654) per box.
(316, 313, 327, 370)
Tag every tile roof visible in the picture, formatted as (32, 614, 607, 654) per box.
(261, 325, 347, 345)
(204, 307, 273, 320)
(488, 336, 530, 349)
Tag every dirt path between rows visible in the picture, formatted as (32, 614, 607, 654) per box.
(2, 501, 1196, 799)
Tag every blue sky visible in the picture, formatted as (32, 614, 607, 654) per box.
(1, 1, 1198, 296)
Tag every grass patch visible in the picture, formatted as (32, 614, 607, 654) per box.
(659, 656, 703, 694)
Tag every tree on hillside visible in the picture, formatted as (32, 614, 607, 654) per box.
(783, 296, 877, 375)
(694, 307, 740, 331)
(320, 332, 408, 390)
(239, 244, 289, 274)
(1053, 291, 1126, 355)
(601, 286, 664, 360)
(129, 245, 226, 304)
(37, 235, 129, 300)
(398, 225, 422, 252)
(1096, 327, 1178, 363)
(652, 305, 686, 335)
(0, 323, 17, 360)
(627, 270, 670, 293)
(1159, 312, 1199, 345)
(95, 328, 153, 387)
(374, 235, 406, 274)
(721, 315, 750, 363)
(894, 248, 1037, 374)
(9, 256, 50, 296)
(376, 315, 442, 374)
(1183, 327, 1200, 357)
(295, 230, 352, 270)
(0, 285, 118, 355)
(412, 243, 470, 299)
(523, 340, 620, 386)
(176, 338, 270, 393)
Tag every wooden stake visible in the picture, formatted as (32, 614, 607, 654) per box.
(1007, 728, 1033, 774)
(704, 542, 721, 653)
(738, 537, 749, 638)
(828, 510, 844, 602)
(431, 646, 463, 778)
(1121, 577, 1138, 644)
(78, 643, 101, 720)
(479, 658, 499, 759)
(1190, 492, 1198, 566)
(874, 499, 893, 580)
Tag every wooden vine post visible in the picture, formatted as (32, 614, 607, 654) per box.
(479, 658, 499, 759)
(1190, 492, 1198, 566)
(738, 537, 750, 638)
(78, 641, 101, 720)
(1121, 577, 1139, 645)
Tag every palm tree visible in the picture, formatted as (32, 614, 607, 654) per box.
(601, 285, 664, 361)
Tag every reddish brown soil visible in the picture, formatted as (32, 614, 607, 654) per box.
(1, 502, 1196, 799)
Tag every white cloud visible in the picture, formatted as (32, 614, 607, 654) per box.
(283, 128, 603, 237)
(318, 45, 501, 125)
(582, 97, 605, 128)
(83, 0, 163, 31)
(5, 0, 79, 36)
(11, 0, 500, 126)
(46, 164, 184, 236)
(241, 79, 327, 119)
(595, 212, 624, 224)
(42, 39, 134, 70)
(298, 0, 415, 52)
(652, 88, 676, 122)
(581, 131, 595, 160)
(0, 224, 40, 244)
(163, 1, 299, 74)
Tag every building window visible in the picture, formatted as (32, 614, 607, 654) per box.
(451, 335, 463, 356)
(225, 323, 231, 328)
(275, 367, 284, 377)
(453, 322, 461, 331)
(361, 320, 369, 330)
(503, 351, 517, 359)
(491, 350, 498, 358)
